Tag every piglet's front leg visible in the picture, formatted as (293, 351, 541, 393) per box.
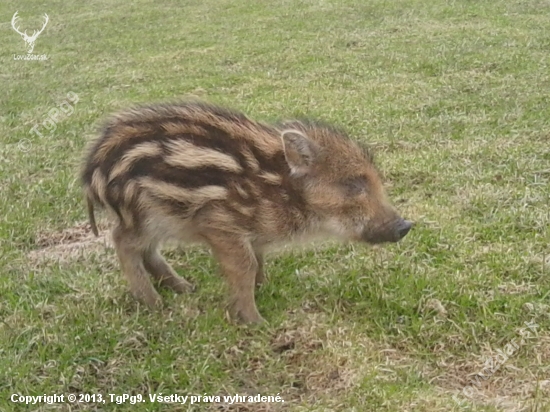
(204, 231, 265, 324)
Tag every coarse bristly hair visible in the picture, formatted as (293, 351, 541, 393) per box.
(81, 100, 411, 324)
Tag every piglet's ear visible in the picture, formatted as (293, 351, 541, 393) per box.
(281, 129, 318, 175)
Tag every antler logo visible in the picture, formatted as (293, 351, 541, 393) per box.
(11, 11, 49, 54)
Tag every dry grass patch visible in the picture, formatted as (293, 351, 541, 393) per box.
(28, 221, 113, 266)
(433, 332, 550, 411)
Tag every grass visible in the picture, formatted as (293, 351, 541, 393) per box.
(1, 0, 549, 410)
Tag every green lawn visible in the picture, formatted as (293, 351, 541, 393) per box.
(1, 0, 549, 410)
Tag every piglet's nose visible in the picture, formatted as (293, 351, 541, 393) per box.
(396, 219, 412, 239)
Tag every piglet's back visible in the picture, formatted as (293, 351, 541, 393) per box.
(81, 101, 302, 237)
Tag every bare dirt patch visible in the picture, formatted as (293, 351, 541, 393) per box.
(29, 221, 113, 265)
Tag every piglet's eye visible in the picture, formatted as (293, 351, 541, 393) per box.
(342, 177, 368, 195)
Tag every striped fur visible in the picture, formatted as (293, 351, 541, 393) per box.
(81, 101, 411, 323)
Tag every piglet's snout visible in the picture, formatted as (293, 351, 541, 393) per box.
(395, 219, 412, 240)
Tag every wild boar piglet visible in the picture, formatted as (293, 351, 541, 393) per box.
(81, 101, 411, 323)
